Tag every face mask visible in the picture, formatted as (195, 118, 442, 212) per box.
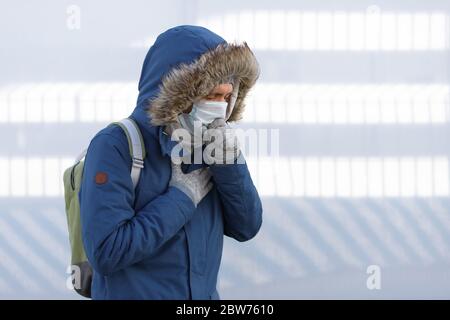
(189, 100, 228, 125)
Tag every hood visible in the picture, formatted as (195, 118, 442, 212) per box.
(135, 25, 260, 127)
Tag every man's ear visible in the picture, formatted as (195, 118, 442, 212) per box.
(225, 79, 240, 121)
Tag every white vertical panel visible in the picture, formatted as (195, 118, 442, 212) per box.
(26, 85, 43, 123)
(305, 157, 320, 196)
(286, 87, 301, 123)
(242, 93, 255, 123)
(384, 158, 400, 197)
(44, 158, 60, 196)
(430, 13, 446, 50)
(254, 11, 270, 50)
(351, 158, 367, 197)
(413, 87, 430, 124)
(301, 99, 317, 123)
(320, 158, 335, 197)
(434, 157, 449, 196)
(348, 13, 365, 50)
(0, 91, 8, 123)
(0, 158, 10, 196)
(417, 158, 433, 196)
(316, 87, 333, 123)
(246, 157, 258, 189)
(270, 85, 286, 123)
(413, 13, 430, 50)
(429, 87, 447, 123)
(381, 13, 396, 50)
(59, 84, 78, 122)
(380, 86, 397, 123)
(400, 157, 416, 197)
(348, 89, 365, 123)
(365, 97, 380, 124)
(301, 11, 317, 50)
(43, 86, 60, 123)
(269, 11, 285, 50)
(274, 157, 292, 197)
(285, 11, 301, 50)
(258, 157, 274, 196)
(111, 84, 133, 121)
(224, 13, 239, 42)
(238, 11, 254, 45)
(336, 158, 351, 197)
(366, 10, 381, 50)
(9, 87, 27, 123)
(333, 88, 348, 123)
(317, 12, 333, 50)
(254, 94, 270, 123)
(333, 11, 347, 50)
(397, 100, 414, 123)
(10, 158, 26, 196)
(27, 158, 44, 197)
(301, 87, 317, 123)
(95, 84, 113, 122)
(397, 13, 413, 50)
(290, 158, 304, 196)
(79, 85, 96, 122)
(398, 85, 414, 123)
(368, 158, 383, 197)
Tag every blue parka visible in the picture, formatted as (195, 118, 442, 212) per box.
(79, 25, 262, 300)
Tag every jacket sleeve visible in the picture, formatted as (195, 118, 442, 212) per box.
(79, 132, 195, 276)
(209, 154, 263, 242)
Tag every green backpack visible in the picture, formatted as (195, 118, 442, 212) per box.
(63, 118, 146, 298)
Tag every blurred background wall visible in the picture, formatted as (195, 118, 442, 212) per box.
(1, 0, 450, 299)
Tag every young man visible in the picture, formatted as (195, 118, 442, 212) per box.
(79, 25, 262, 299)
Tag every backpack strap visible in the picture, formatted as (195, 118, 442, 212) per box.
(75, 149, 88, 164)
(112, 118, 146, 189)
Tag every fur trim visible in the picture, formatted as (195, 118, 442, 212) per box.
(148, 42, 260, 126)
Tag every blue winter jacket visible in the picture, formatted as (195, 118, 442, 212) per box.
(79, 25, 262, 300)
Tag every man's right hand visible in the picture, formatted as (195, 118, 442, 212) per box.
(169, 162, 213, 207)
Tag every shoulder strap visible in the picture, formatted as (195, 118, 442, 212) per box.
(113, 118, 146, 189)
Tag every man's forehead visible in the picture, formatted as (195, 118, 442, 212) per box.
(210, 83, 233, 94)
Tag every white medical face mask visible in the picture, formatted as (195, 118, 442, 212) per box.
(189, 100, 228, 125)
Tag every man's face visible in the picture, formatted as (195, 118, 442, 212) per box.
(204, 83, 233, 102)
(186, 83, 233, 113)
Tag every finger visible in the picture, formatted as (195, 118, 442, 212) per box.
(188, 168, 210, 179)
(187, 169, 202, 177)
(171, 161, 182, 172)
(197, 168, 211, 180)
(208, 118, 226, 129)
(201, 181, 214, 197)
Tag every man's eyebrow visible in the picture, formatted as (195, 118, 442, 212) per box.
(209, 91, 233, 96)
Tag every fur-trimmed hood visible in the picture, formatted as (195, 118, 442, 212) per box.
(135, 25, 260, 127)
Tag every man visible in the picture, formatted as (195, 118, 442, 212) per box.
(79, 25, 262, 299)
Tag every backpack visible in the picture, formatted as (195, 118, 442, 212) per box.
(63, 118, 146, 298)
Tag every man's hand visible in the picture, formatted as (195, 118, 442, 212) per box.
(169, 162, 213, 207)
(203, 118, 241, 165)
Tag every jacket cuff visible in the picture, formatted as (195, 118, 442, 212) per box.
(208, 153, 247, 183)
